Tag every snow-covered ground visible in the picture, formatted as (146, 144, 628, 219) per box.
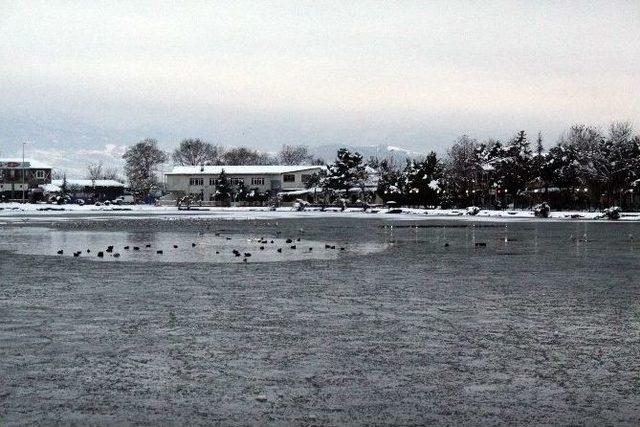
(1, 202, 639, 222)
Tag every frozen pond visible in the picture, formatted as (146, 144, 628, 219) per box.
(2, 217, 640, 425)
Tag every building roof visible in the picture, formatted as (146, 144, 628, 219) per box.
(166, 165, 323, 175)
(0, 158, 52, 169)
(52, 179, 126, 188)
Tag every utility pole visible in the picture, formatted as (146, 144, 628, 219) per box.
(22, 142, 26, 202)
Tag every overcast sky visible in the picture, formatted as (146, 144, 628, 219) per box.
(1, 0, 639, 162)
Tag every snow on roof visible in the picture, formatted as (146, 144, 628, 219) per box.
(167, 165, 323, 175)
(0, 158, 52, 169)
(52, 179, 125, 188)
(279, 187, 322, 196)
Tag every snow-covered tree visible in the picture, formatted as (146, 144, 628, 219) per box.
(402, 152, 442, 207)
(245, 187, 270, 204)
(562, 125, 606, 193)
(375, 158, 403, 203)
(530, 132, 545, 182)
(322, 148, 368, 198)
(304, 170, 325, 203)
(478, 131, 532, 205)
(60, 173, 68, 196)
(213, 169, 233, 205)
(601, 122, 640, 204)
(233, 181, 249, 202)
(544, 142, 582, 191)
(498, 131, 532, 196)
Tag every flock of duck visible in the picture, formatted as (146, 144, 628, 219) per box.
(55, 233, 346, 263)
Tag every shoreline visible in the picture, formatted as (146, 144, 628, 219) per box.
(1, 203, 639, 224)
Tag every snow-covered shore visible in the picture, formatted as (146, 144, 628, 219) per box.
(1, 202, 639, 223)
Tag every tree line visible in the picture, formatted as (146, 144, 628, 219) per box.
(170, 139, 323, 167)
(120, 122, 640, 210)
(96, 139, 321, 194)
(308, 122, 640, 210)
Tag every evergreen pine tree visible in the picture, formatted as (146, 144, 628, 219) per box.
(323, 148, 368, 199)
(403, 152, 442, 207)
(375, 159, 403, 203)
(214, 169, 233, 206)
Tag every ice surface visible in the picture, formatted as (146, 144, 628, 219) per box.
(3, 227, 386, 264)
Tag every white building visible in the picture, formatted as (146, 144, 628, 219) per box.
(165, 165, 324, 201)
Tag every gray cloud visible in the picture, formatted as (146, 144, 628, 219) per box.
(1, 0, 638, 168)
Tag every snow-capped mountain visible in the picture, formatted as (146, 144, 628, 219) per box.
(310, 144, 425, 163)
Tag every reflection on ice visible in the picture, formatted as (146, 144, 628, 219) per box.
(4, 228, 386, 263)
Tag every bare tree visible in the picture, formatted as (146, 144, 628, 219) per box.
(102, 165, 122, 182)
(609, 121, 634, 144)
(123, 138, 168, 195)
(172, 138, 221, 165)
(86, 162, 122, 182)
(442, 135, 480, 205)
(86, 162, 103, 181)
(51, 169, 65, 180)
(221, 147, 275, 165)
(277, 144, 313, 165)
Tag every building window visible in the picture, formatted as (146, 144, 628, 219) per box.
(189, 177, 203, 186)
(301, 174, 312, 184)
(36, 170, 45, 179)
(283, 174, 295, 183)
(251, 177, 265, 186)
(208, 177, 245, 186)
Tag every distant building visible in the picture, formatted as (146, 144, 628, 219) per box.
(165, 165, 323, 201)
(0, 158, 52, 200)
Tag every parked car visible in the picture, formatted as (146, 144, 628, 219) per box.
(603, 206, 621, 220)
(466, 206, 481, 216)
(534, 202, 551, 218)
(112, 194, 135, 205)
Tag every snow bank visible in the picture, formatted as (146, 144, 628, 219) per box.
(1, 202, 639, 223)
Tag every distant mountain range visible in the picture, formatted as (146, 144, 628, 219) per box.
(310, 144, 425, 163)
(0, 115, 426, 177)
